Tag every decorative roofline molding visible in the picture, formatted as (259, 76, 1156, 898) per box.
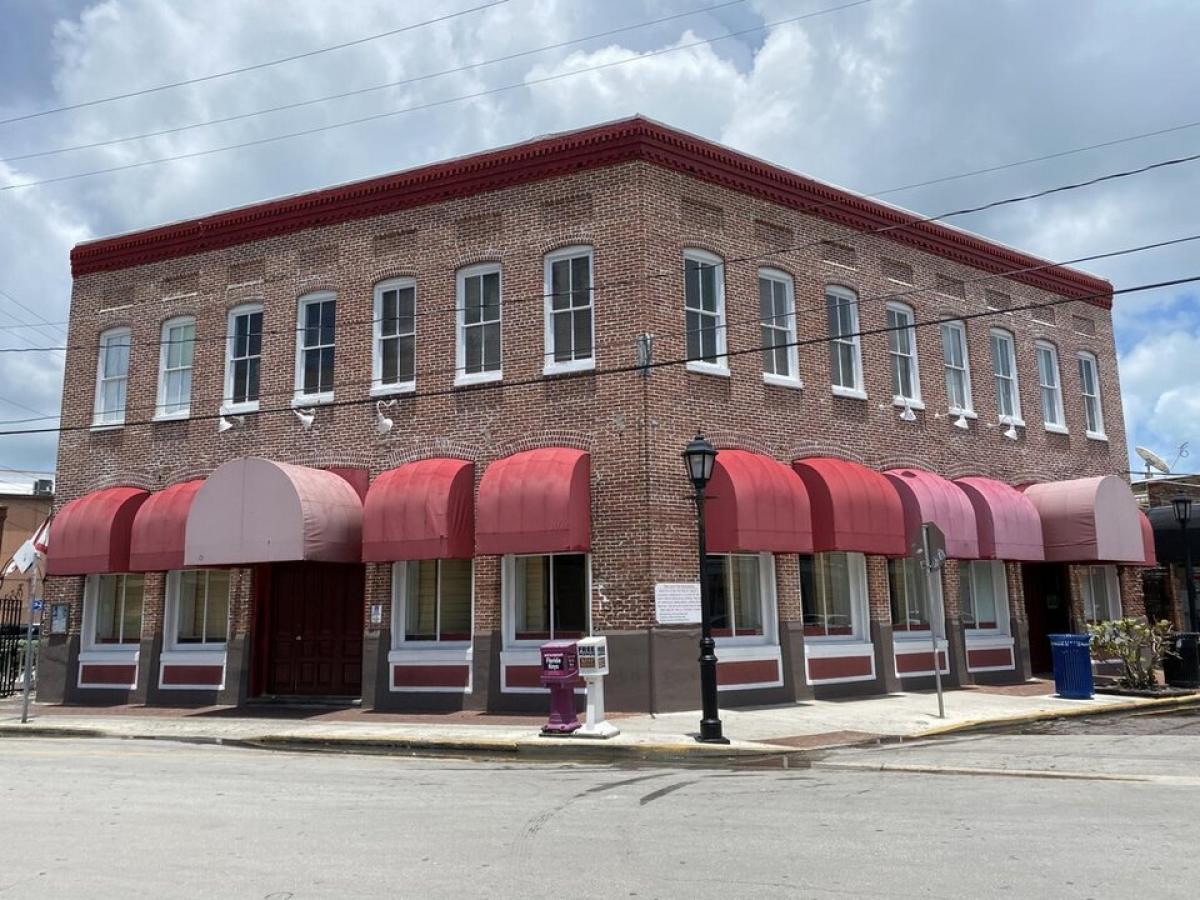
(70, 117, 1112, 308)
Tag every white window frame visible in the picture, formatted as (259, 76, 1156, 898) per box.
(989, 328, 1024, 426)
(758, 268, 802, 388)
(223, 302, 263, 414)
(1081, 565, 1121, 624)
(683, 249, 728, 377)
(1035, 340, 1067, 433)
(155, 316, 195, 421)
(1078, 351, 1107, 440)
(455, 262, 503, 386)
(372, 277, 417, 397)
(391, 560, 475, 648)
(164, 569, 230, 652)
(81, 572, 144, 651)
(889, 556, 942, 639)
(707, 553, 779, 648)
(294, 290, 337, 405)
(501, 553, 592, 648)
(961, 560, 1011, 636)
(940, 320, 975, 417)
(800, 551, 870, 642)
(93, 326, 131, 428)
(543, 245, 596, 376)
(826, 285, 865, 398)
(886, 301, 923, 408)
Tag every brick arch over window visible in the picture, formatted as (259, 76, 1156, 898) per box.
(677, 240, 725, 261)
(754, 259, 799, 279)
(379, 439, 482, 471)
(367, 267, 418, 284)
(875, 453, 938, 473)
(453, 252, 504, 269)
(540, 235, 595, 255)
(703, 430, 776, 458)
(491, 430, 593, 458)
(787, 445, 868, 466)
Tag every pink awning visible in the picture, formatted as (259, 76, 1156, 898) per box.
(129, 480, 204, 571)
(707, 450, 813, 553)
(791, 458, 906, 556)
(476, 448, 590, 554)
(1023, 475, 1144, 563)
(883, 468, 980, 559)
(1137, 510, 1157, 567)
(184, 458, 363, 565)
(46, 486, 149, 576)
(954, 477, 1045, 561)
(362, 459, 475, 562)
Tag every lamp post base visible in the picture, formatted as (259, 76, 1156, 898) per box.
(696, 719, 729, 744)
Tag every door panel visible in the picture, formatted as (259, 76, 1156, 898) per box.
(1022, 563, 1072, 674)
(267, 563, 364, 696)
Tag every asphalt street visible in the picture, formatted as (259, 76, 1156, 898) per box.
(1, 729, 1196, 899)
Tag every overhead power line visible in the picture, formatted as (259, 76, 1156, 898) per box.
(0, 0, 513, 128)
(0, 273, 1194, 439)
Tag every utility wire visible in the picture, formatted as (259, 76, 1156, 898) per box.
(0, 0, 747, 164)
(0, 0, 513, 128)
(0, 273, 1194, 439)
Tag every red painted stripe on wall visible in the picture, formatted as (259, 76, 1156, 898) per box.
(807, 654, 873, 681)
(717, 659, 780, 686)
(967, 647, 1015, 669)
(80, 663, 136, 686)
(504, 665, 583, 689)
(393, 665, 470, 689)
(162, 664, 223, 686)
(896, 650, 948, 674)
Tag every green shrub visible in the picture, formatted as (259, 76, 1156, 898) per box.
(1086, 618, 1176, 690)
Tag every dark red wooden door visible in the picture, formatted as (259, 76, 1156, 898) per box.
(267, 563, 364, 697)
(1021, 563, 1072, 674)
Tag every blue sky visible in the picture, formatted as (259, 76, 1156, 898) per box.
(1, 0, 1198, 486)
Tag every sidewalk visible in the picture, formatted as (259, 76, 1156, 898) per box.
(2, 683, 1197, 765)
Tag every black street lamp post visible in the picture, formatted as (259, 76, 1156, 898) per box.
(1173, 495, 1197, 630)
(682, 434, 728, 744)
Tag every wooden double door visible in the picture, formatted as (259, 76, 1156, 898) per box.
(266, 562, 364, 697)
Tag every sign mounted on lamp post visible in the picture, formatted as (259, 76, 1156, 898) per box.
(917, 522, 947, 719)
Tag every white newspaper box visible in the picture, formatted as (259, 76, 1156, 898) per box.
(575, 636, 618, 738)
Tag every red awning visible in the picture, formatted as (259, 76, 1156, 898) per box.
(1138, 510, 1157, 567)
(129, 480, 205, 572)
(46, 486, 149, 576)
(791, 458, 906, 556)
(953, 477, 1045, 561)
(707, 450, 813, 554)
(362, 459, 475, 562)
(883, 468, 980, 559)
(184, 457, 363, 565)
(1023, 475, 1145, 563)
(476, 448, 590, 554)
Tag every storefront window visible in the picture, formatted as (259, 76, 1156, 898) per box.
(90, 573, 144, 646)
(704, 554, 767, 640)
(171, 569, 230, 648)
(398, 559, 472, 643)
(1081, 565, 1120, 624)
(961, 561, 1008, 633)
(799, 551, 866, 640)
(889, 558, 930, 633)
(510, 553, 588, 642)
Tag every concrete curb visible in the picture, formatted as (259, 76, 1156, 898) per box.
(810, 760, 1194, 784)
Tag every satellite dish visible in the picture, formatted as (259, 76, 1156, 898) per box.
(1136, 445, 1171, 476)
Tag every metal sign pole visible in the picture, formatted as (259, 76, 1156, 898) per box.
(922, 525, 945, 719)
(20, 564, 37, 724)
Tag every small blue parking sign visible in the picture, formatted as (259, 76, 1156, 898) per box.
(31, 599, 43, 612)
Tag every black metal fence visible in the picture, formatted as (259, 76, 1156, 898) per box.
(0, 593, 28, 698)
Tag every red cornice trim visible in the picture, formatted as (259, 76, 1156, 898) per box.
(70, 117, 1112, 308)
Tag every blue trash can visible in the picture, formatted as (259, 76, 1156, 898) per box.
(1049, 633, 1094, 699)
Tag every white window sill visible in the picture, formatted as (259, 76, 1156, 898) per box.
(714, 637, 779, 651)
(831, 385, 867, 401)
(1044, 422, 1070, 435)
(160, 649, 226, 666)
(79, 647, 140, 663)
(803, 639, 873, 656)
(222, 401, 259, 415)
(370, 382, 415, 398)
(1086, 430, 1109, 442)
(455, 370, 503, 387)
(948, 407, 978, 420)
(152, 411, 190, 423)
(89, 423, 125, 433)
(964, 633, 1014, 649)
(544, 358, 596, 377)
(293, 392, 334, 407)
(389, 645, 472, 664)
(895, 636, 949, 650)
(892, 396, 926, 411)
(999, 415, 1026, 428)
(686, 360, 730, 378)
(763, 373, 804, 390)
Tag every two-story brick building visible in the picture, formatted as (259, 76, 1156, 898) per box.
(38, 117, 1152, 713)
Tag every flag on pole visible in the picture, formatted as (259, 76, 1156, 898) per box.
(8, 518, 50, 575)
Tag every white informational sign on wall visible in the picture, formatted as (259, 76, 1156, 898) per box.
(654, 582, 702, 625)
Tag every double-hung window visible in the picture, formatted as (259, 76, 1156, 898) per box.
(799, 552, 868, 640)
(507, 553, 588, 644)
(394, 560, 473, 644)
(156, 316, 195, 419)
(167, 569, 230, 649)
(295, 291, 336, 403)
(989, 328, 1021, 424)
(1078, 352, 1105, 438)
(826, 285, 863, 396)
(93, 327, 131, 427)
(888, 558, 931, 634)
(1035, 341, 1066, 432)
(759, 269, 800, 386)
(704, 553, 774, 643)
(224, 303, 262, 412)
(457, 263, 502, 384)
(544, 246, 594, 374)
(373, 278, 416, 395)
(86, 573, 144, 647)
(1081, 565, 1120, 624)
(940, 320, 973, 415)
(684, 249, 727, 374)
(886, 301, 921, 406)
(961, 561, 1009, 634)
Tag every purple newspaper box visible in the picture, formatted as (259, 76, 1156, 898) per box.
(540, 640, 581, 734)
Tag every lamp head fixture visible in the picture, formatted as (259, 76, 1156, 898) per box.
(682, 433, 717, 492)
(294, 407, 316, 431)
(1003, 424, 1019, 441)
(375, 399, 396, 435)
(953, 414, 970, 430)
(217, 414, 244, 433)
(898, 402, 917, 423)
(1172, 494, 1193, 529)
